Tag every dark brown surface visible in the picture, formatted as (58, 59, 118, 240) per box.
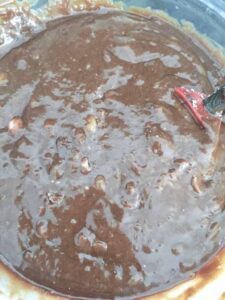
(0, 10, 225, 299)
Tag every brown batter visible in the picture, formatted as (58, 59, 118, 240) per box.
(0, 10, 225, 299)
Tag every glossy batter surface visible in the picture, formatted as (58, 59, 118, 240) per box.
(0, 10, 225, 299)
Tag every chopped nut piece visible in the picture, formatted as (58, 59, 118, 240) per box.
(8, 117, 24, 134)
(75, 127, 86, 144)
(44, 119, 56, 128)
(151, 141, 163, 156)
(47, 192, 64, 207)
(125, 181, 135, 195)
(93, 240, 108, 254)
(191, 176, 201, 193)
(86, 115, 97, 132)
(81, 157, 91, 173)
(95, 175, 106, 191)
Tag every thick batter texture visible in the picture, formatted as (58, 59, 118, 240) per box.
(0, 10, 225, 299)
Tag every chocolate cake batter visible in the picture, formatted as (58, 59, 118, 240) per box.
(0, 10, 225, 299)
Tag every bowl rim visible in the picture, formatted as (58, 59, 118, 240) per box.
(0, 1, 225, 300)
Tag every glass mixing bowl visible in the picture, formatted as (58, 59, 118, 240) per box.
(0, 1, 225, 300)
(23, 0, 225, 50)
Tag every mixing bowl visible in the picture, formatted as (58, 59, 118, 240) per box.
(0, 1, 225, 299)
(27, 0, 225, 49)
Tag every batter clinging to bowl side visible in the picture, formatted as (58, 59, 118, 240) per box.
(0, 10, 225, 299)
